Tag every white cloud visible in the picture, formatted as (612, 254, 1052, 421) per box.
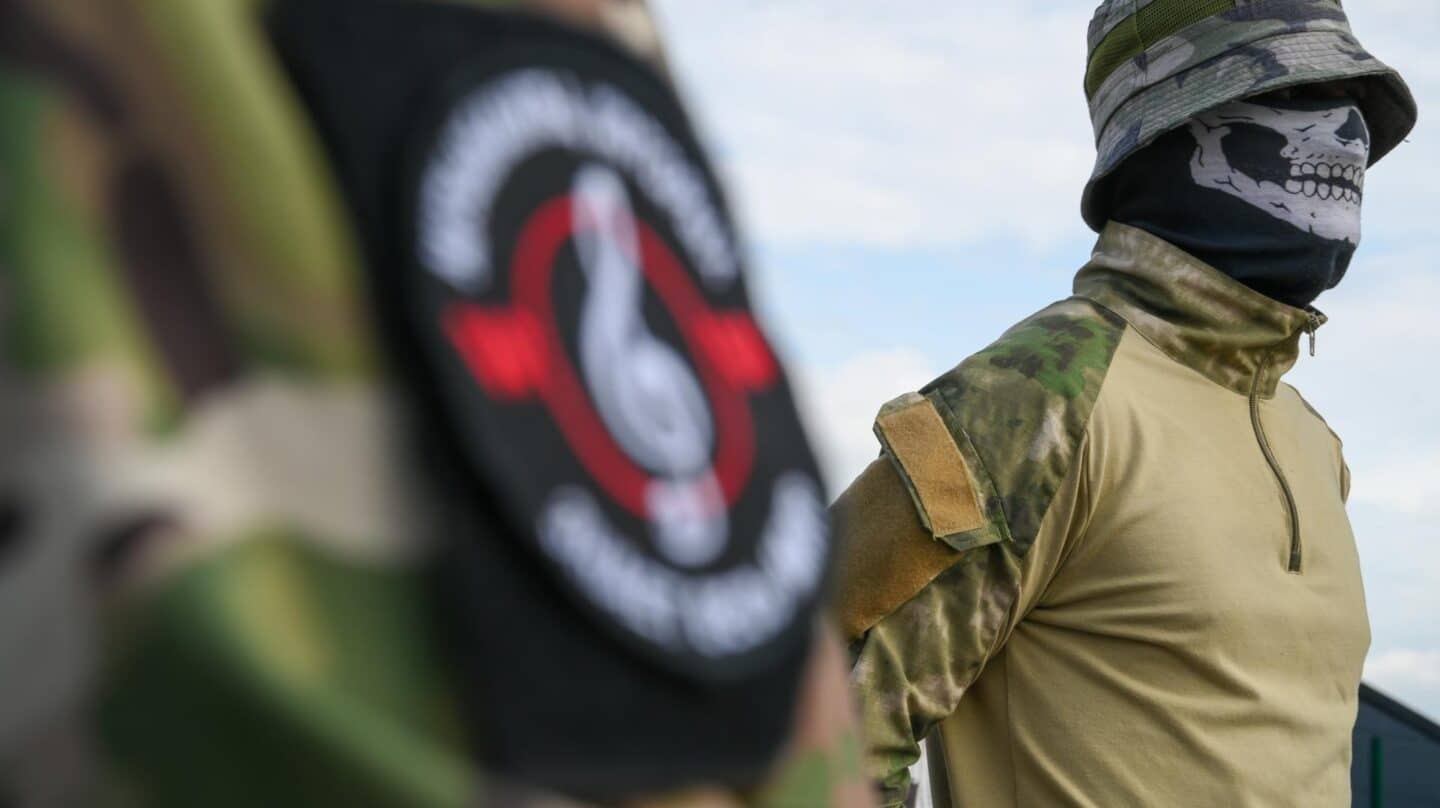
(1367, 649, 1440, 689)
(1315, 256, 1440, 358)
(792, 348, 937, 494)
(653, 1, 1097, 252)
(1350, 450, 1440, 514)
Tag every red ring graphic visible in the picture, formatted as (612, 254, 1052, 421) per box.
(497, 194, 761, 518)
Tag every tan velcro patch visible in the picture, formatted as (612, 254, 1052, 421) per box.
(873, 392, 986, 540)
(829, 458, 963, 641)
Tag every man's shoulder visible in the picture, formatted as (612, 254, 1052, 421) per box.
(881, 297, 1128, 554)
(927, 296, 1128, 405)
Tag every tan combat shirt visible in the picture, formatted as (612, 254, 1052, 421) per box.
(834, 222, 1366, 807)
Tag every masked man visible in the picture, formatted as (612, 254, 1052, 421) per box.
(0, 1, 866, 805)
(831, 2, 1416, 806)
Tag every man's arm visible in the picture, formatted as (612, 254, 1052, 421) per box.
(831, 415, 1094, 806)
(832, 301, 1121, 805)
(831, 456, 1021, 806)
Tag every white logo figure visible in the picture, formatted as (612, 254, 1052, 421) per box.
(572, 164, 727, 568)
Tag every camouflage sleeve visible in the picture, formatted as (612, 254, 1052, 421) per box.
(847, 547, 1020, 807)
(835, 446, 1092, 807)
(830, 449, 1014, 807)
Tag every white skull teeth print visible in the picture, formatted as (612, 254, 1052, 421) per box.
(1287, 161, 1364, 203)
(1187, 100, 1370, 244)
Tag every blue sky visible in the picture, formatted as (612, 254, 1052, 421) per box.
(653, 1, 1440, 718)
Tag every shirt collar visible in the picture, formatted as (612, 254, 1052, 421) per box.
(1074, 222, 1324, 398)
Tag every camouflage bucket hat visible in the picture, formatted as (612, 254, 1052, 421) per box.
(1080, 0, 1418, 230)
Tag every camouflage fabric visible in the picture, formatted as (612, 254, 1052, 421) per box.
(0, 1, 866, 805)
(1081, 0, 1418, 230)
(840, 300, 1124, 806)
(1076, 221, 1322, 398)
(848, 546, 1022, 808)
(920, 298, 1125, 555)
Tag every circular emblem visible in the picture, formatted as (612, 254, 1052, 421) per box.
(404, 40, 830, 680)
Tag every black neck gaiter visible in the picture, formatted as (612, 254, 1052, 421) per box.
(1107, 97, 1371, 309)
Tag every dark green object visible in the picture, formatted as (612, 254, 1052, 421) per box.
(1370, 735, 1384, 808)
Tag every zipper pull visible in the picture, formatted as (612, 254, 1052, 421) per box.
(1305, 313, 1321, 357)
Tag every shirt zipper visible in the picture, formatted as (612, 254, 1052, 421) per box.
(1248, 312, 1322, 574)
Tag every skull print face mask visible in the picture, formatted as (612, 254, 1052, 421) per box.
(1105, 95, 1372, 310)
(1189, 99, 1370, 245)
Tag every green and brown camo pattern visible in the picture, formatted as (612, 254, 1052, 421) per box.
(1075, 222, 1321, 399)
(0, 1, 865, 806)
(921, 297, 1124, 555)
(1082, 0, 1417, 230)
(849, 546, 1022, 808)
(847, 296, 1124, 805)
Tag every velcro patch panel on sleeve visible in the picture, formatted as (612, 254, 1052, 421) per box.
(873, 392, 988, 543)
(829, 457, 964, 641)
